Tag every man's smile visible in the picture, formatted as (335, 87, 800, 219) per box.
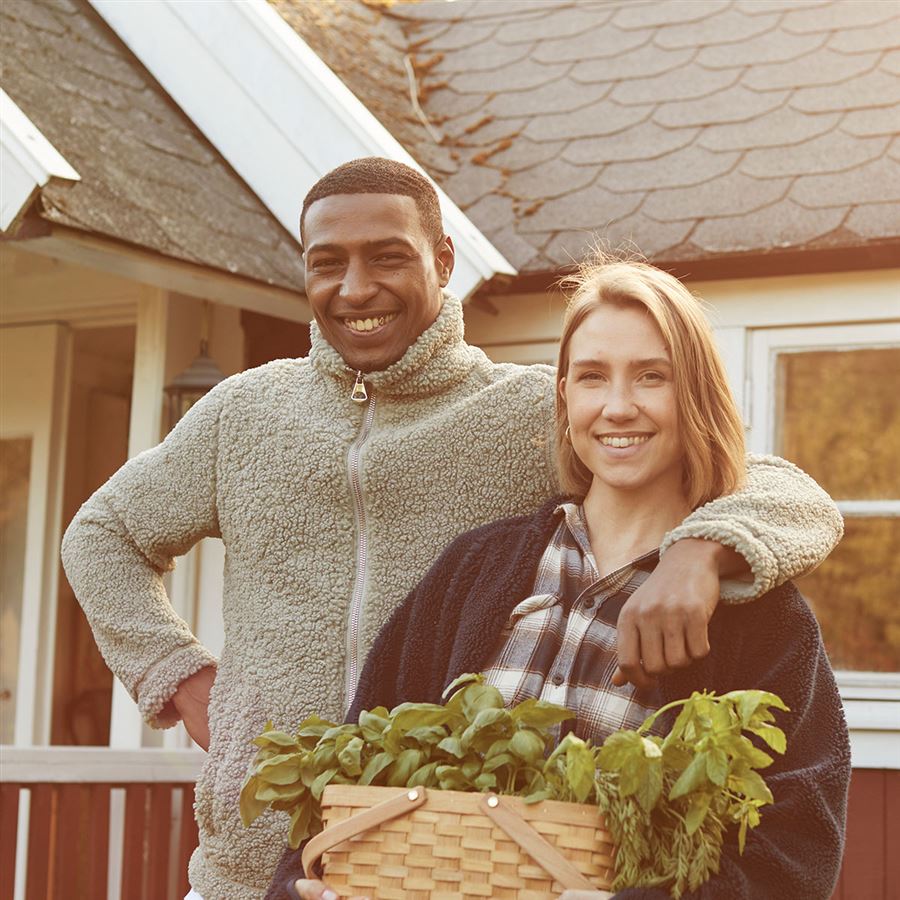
(341, 312, 400, 334)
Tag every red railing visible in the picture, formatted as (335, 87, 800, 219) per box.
(1, 748, 201, 900)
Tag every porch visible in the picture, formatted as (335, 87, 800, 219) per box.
(2, 747, 897, 900)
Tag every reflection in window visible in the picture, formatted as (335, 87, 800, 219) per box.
(1, 438, 31, 744)
(797, 518, 900, 672)
(776, 345, 899, 672)
(777, 347, 900, 500)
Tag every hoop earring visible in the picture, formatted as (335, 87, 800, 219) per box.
(564, 425, 571, 443)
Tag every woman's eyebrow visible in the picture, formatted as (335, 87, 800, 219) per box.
(570, 356, 671, 368)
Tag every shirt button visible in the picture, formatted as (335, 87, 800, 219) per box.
(552, 673, 564, 686)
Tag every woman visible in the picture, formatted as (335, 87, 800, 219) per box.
(277, 258, 850, 900)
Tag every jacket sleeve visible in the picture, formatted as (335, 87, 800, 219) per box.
(633, 588, 852, 900)
(60, 376, 235, 728)
(660, 454, 843, 602)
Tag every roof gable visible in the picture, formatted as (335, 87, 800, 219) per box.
(89, 0, 514, 299)
(0, 0, 306, 292)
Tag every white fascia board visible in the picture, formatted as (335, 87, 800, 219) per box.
(0, 89, 80, 232)
(88, 0, 515, 300)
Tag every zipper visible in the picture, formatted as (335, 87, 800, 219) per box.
(344, 385, 376, 712)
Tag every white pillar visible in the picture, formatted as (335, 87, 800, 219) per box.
(108, 289, 169, 750)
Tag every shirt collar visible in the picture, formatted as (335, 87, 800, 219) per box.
(555, 501, 661, 578)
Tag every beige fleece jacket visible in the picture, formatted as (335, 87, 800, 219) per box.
(61, 294, 842, 899)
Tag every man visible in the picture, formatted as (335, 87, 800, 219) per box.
(62, 158, 842, 900)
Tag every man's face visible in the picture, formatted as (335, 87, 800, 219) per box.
(303, 193, 454, 373)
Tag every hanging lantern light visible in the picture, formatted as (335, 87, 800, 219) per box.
(164, 302, 226, 431)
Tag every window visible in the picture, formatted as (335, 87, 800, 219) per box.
(749, 322, 900, 765)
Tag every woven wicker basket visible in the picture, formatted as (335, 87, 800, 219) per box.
(301, 784, 615, 899)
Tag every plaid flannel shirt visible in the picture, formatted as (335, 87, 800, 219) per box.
(482, 502, 666, 743)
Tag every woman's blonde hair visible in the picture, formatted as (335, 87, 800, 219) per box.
(555, 252, 746, 509)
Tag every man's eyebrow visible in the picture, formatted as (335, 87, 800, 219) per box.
(305, 237, 417, 255)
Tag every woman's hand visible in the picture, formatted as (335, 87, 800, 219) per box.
(291, 878, 368, 900)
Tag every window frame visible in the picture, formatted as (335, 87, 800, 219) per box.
(748, 321, 900, 768)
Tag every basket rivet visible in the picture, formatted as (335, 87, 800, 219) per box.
(487, 796, 499, 808)
(407, 790, 419, 801)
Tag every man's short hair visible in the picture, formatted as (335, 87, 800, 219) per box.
(300, 157, 444, 247)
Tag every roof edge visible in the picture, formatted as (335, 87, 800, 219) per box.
(478, 240, 900, 297)
(0, 88, 80, 233)
(88, 0, 514, 300)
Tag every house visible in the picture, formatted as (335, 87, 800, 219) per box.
(1, 0, 897, 897)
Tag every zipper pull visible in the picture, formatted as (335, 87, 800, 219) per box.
(351, 370, 368, 403)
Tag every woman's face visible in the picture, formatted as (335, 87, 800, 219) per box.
(560, 303, 684, 498)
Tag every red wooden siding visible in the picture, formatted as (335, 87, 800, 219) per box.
(1, 781, 198, 900)
(832, 769, 900, 900)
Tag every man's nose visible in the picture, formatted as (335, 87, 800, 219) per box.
(339, 260, 378, 305)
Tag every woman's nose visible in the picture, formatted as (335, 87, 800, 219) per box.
(602, 384, 638, 420)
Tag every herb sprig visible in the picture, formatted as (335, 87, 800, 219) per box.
(241, 674, 788, 898)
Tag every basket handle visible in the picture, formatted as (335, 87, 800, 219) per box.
(301, 786, 429, 878)
(480, 793, 596, 890)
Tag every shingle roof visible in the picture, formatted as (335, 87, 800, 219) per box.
(1, 0, 306, 292)
(289, 0, 900, 276)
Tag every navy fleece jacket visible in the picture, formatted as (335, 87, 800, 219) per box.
(268, 499, 850, 900)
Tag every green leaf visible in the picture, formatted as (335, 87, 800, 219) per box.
(510, 729, 544, 764)
(635, 757, 663, 812)
(238, 775, 269, 826)
(358, 708, 390, 742)
(359, 751, 395, 786)
(442, 672, 483, 699)
(747, 724, 787, 755)
(288, 799, 313, 848)
(310, 767, 338, 801)
(255, 781, 306, 802)
(252, 729, 298, 750)
(461, 683, 506, 720)
(597, 731, 643, 772)
(296, 715, 337, 739)
(685, 792, 713, 835)
(406, 725, 449, 746)
(408, 761, 440, 788)
(565, 737, 597, 803)
(387, 748, 424, 787)
(474, 772, 498, 791)
(670, 752, 709, 800)
(510, 698, 575, 729)
(436, 765, 471, 791)
(706, 747, 729, 786)
(257, 753, 303, 784)
(437, 735, 465, 758)
(337, 735, 364, 777)
(729, 770, 773, 805)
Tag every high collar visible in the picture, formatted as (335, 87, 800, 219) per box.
(308, 291, 480, 400)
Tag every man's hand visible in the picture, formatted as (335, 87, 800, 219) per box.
(291, 879, 368, 900)
(172, 665, 216, 750)
(613, 539, 746, 690)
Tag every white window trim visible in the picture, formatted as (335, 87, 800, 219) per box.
(748, 321, 900, 767)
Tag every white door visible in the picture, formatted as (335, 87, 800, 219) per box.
(0, 323, 70, 746)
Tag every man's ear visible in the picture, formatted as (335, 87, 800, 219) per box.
(436, 235, 455, 287)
